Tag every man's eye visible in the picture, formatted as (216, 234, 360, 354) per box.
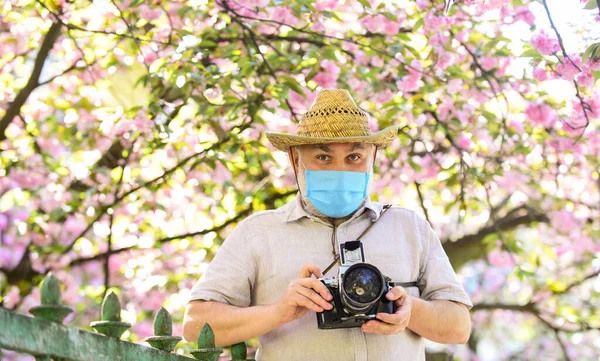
(317, 155, 330, 161)
(348, 154, 361, 161)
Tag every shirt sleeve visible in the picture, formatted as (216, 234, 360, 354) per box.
(189, 220, 256, 307)
(417, 220, 473, 309)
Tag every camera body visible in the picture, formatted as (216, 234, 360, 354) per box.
(317, 240, 396, 330)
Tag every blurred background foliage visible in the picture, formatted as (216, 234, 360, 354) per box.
(0, 0, 599, 359)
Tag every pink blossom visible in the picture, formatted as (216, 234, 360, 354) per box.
(487, 249, 515, 268)
(38, 137, 66, 157)
(550, 210, 581, 234)
(371, 89, 394, 104)
(315, 0, 339, 11)
(423, 13, 447, 32)
(0, 245, 25, 270)
(429, 33, 449, 47)
(437, 100, 454, 120)
(456, 133, 472, 149)
(524, 102, 556, 127)
(531, 31, 559, 55)
(359, 14, 403, 35)
(360, 15, 381, 33)
(480, 56, 496, 71)
(371, 56, 384, 67)
(383, 16, 404, 36)
(514, 6, 535, 26)
(3, 286, 20, 309)
(0, 213, 8, 231)
(447, 79, 463, 94)
(312, 21, 325, 32)
(532, 67, 549, 81)
(556, 57, 582, 80)
(64, 215, 87, 237)
(577, 72, 594, 87)
(9, 170, 48, 189)
(289, 89, 315, 112)
(312, 60, 340, 88)
(494, 171, 529, 193)
(416, 0, 429, 10)
(269, 7, 298, 27)
(509, 119, 524, 133)
(140, 5, 162, 21)
(213, 162, 232, 183)
(437, 51, 456, 70)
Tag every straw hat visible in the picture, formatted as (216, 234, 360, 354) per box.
(266, 89, 399, 151)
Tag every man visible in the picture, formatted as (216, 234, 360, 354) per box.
(183, 89, 472, 361)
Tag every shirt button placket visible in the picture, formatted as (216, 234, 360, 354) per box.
(351, 328, 368, 361)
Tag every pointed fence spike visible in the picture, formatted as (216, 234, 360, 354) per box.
(197, 323, 216, 349)
(145, 307, 181, 352)
(190, 323, 222, 361)
(231, 342, 247, 359)
(154, 307, 173, 336)
(101, 291, 122, 321)
(40, 273, 61, 305)
(30, 273, 72, 323)
(90, 289, 131, 338)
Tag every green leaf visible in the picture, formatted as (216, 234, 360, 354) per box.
(281, 75, 305, 97)
(381, 11, 398, 22)
(583, 43, 600, 63)
(482, 110, 497, 121)
(129, 0, 145, 7)
(148, 58, 166, 74)
(357, 0, 371, 8)
(520, 48, 541, 59)
(321, 10, 341, 21)
(584, 0, 598, 10)
(413, 18, 424, 32)
(547, 280, 567, 293)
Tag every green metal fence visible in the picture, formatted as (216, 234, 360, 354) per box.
(1, 273, 453, 361)
(0, 273, 250, 361)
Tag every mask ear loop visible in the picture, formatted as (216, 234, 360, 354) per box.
(290, 147, 303, 197)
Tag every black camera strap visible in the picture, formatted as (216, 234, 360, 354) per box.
(322, 204, 418, 289)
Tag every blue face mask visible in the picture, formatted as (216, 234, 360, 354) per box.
(305, 170, 370, 218)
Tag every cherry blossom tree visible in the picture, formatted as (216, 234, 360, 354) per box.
(1, 0, 599, 359)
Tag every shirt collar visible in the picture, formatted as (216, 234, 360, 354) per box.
(282, 194, 384, 224)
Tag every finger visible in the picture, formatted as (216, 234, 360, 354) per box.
(298, 278, 333, 301)
(298, 264, 324, 278)
(297, 285, 333, 310)
(386, 286, 407, 302)
(362, 319, 406, 335)
(293, 294, 325, 313)
(375, 312, 405, 325)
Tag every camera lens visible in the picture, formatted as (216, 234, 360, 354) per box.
(340, 263, 385, 313)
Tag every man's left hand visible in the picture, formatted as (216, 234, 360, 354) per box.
(361, 286, 412, 335)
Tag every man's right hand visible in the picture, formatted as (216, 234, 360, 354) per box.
(271, 264, 334, 325)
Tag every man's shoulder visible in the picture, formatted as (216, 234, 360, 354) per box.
(378, 203, 426, 222)
(376, 203, 430, 231)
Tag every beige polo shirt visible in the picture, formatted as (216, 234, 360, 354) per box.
(190, 196, 472, 361)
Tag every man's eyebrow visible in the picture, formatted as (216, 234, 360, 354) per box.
(349, 144, 365, 152)
(312, 145, 332, 153)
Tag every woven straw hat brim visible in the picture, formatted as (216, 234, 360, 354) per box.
(266, 125, 399, 152)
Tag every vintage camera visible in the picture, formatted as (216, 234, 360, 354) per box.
(317, 240, 396, 329)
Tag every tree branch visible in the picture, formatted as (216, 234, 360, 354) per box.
(0, 21, 62, 141)
(444, 207, 549, 269)
(68, 189, 296, 267)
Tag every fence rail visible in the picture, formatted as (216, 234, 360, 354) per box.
(0, 273, 250, 361)
(1, 273, 452, 361)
